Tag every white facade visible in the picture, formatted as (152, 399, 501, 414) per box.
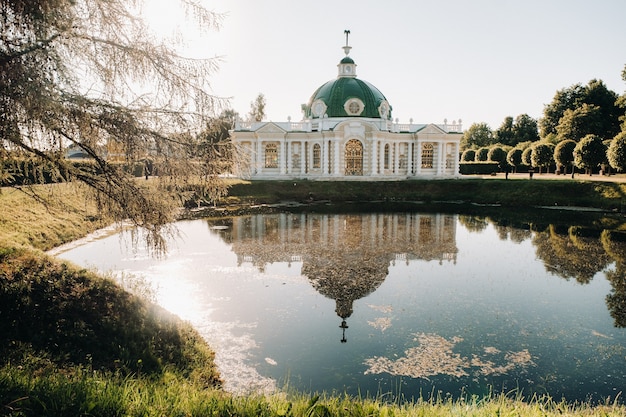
(232, 119, 462, 180)
(230, 39, 462, 181)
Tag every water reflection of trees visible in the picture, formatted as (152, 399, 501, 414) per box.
(460, 214, 626, 328)
(602, 231, 626, 328)
(207, 213, 459, 341)
(533, 226, 611, 284)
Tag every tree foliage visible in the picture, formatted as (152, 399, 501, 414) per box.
(494, 114, 539, 147)
(461, 123, 494, 150)
(553, 139, 576, 173)
(460, 149, 475, 162)
(494, 117, 514, 146)
(556, 103, 604, 142)
(531, 143, 554, 173)
(521, 147, 533, 166)
(487, 146, 507, 165)
(512, 114, 540, 145)
(574, 134, 606, 174)
(475, 147, 490, 162)
(607, 131, 626, 172)
(618, 65, 626, 130)
(248, 93, 266, 122)
(541, 79, 620, 140)
(506, 148, 523, 168)
(1, 0, 229, 250)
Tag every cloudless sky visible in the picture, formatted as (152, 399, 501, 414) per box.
(144, 0, 626, 130)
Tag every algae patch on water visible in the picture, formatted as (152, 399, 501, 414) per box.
(364, 333, 535, 379)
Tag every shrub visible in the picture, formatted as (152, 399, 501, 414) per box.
(461, 149, 476, 162)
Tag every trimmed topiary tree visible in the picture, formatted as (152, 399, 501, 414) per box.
(574, 134, 607, 175)
(506, 148, 523, 172)
(461, 149, 476, 162)
(607, 131, 626, 172)
(475, 147, 490, 162)
(487, 146, 508, 166)
(521, 147, 533, 167)
(531, 143, 555, 173)
(554, 140, 577, 174)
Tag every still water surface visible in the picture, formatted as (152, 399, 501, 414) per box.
(55, 211, 626, 403)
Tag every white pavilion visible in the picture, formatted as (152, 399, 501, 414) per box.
(231, 34, 462, 180)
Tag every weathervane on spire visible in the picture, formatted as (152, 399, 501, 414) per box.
(343, 29, 352, 56)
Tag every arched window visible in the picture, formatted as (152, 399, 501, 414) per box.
(312, 143, 321, 169)
(421, 143, 434, 169)
(265, 143, 278, 168)
(345, 139, 363, 175)
(384, 144, 390, 170)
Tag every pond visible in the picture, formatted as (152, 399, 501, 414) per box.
(53, 209, 626, 403)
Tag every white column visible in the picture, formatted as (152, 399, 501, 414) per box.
(286, 141, 291, 175)
(371, 139, 378, 175)
(416, 140, 422, 175)
(322, 140, 329, 175)
(299, 142, 304, 175)
(394, 142, 399, 174)
(436, 142, 443, 175)
(280, 140, 286, 175)
(334, 140, 340, 176)
(453, 142, 460, 176)
(407, 142, 413, 175)
(256, 139, 263, 175)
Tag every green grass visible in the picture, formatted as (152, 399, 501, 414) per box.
(223, 178, 626, 211)
(0, 183, 109, 251)
(2, 366, 625, 417)
(3, 179, 626, 416)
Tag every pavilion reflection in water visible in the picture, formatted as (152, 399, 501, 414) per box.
(209, 213, 458, 342)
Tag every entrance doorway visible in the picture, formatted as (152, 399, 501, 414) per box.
(345, 139, 363, 176)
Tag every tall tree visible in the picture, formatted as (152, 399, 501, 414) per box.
(460, 122, 494, 150)
(540, 79, 620, 140)
(556, 104, 604, 142)
(0, 0, 227, 250)
(540, 84, 585, 137)
(494, 114, 539, 147)
(248, 93, 266, 122)
(512, 114, 540, 144)
(495, 117, 514, 146)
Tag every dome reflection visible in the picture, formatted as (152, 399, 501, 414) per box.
(209, 213, 458, 342)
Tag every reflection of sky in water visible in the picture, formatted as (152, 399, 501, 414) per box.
(54, 214, 626, 403)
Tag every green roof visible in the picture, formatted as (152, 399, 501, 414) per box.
(305, 77, 391, 119)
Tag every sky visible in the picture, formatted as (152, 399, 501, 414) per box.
(143, 0, 626, 130)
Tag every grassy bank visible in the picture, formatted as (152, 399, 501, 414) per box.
(223, 178, 626, 211)
(2, 180, 626, 415)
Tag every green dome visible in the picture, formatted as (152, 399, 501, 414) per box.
(305, 77, 392, 119)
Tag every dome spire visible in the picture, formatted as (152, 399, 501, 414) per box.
(338, 30, 356, 78)
(343, 29, 352, 56)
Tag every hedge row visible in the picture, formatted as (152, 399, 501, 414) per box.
(0, 158, 150, 186)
